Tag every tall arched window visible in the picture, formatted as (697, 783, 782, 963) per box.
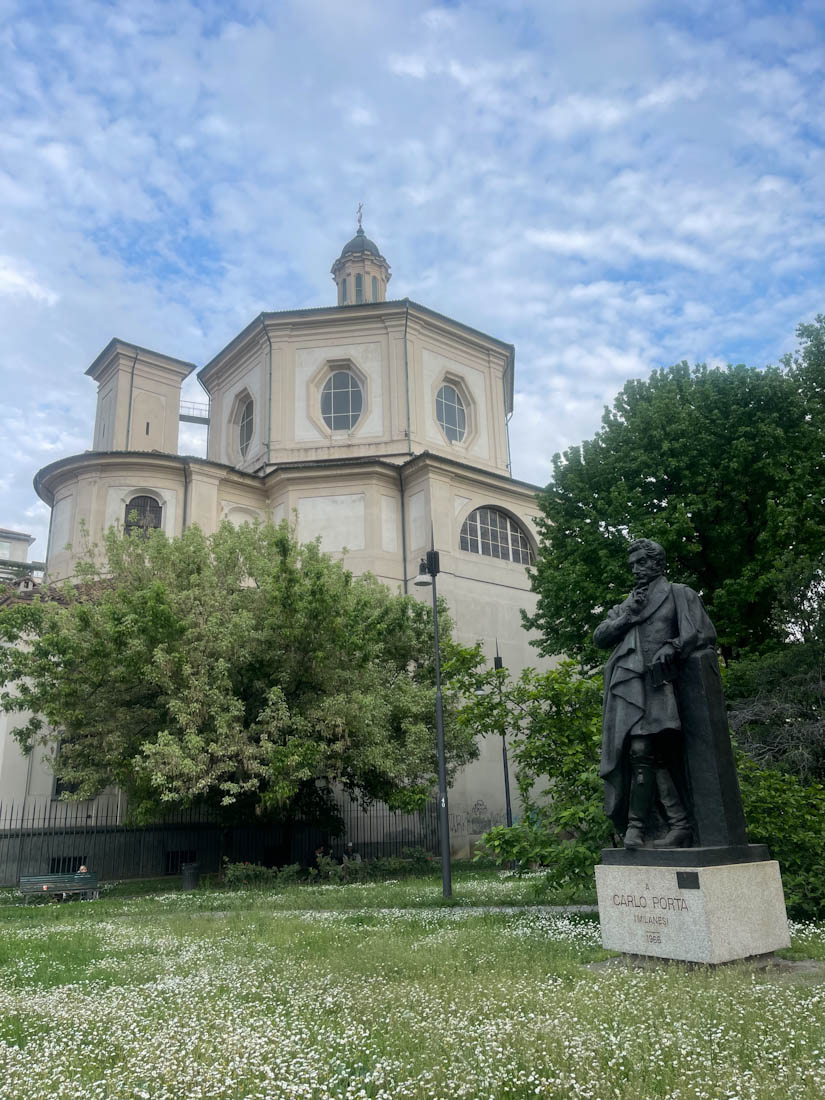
(124, 495, 162, 537)
(436, 383, 466, 442)
(372, 275, 378, 301)
(355, 274, 363, 303)
(341, 278, 348, 304)
(239, 397, 254, 457)
(459, 508, 533, 564)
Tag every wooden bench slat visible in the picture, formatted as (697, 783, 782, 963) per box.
(19, 875, 98, 883)
(17, 873, 99, 901)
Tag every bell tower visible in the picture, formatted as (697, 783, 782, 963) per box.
(331, 207, 391, 306)
(86, 339, 195, 455)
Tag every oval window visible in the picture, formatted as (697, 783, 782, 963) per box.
(321, 371, 363, 431)
(436, 383, 466, 443)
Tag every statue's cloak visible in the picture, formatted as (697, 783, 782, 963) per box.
(596, 579, 717, 834)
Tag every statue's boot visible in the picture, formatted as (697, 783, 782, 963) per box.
(652, 769, 692, 848)
(623, 763, 656, 849)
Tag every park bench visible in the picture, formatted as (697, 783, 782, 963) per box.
(18, 872, 99, 903)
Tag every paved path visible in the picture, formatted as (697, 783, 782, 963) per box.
(186, 903, 599, 920)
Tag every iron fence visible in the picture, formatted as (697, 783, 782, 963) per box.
(332, 797, 440, 861)
(0, 796, 441, 886)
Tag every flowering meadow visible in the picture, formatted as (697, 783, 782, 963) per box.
(0, 878, 823, 1099)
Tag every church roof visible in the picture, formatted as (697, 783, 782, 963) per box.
(339, 227, 381, 258)
(85, 338, 197, 382)
(0, 528, 35, 544)
(198, 298, 514, 391)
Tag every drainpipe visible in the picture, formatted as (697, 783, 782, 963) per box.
(403, 301, 412, 455)
(260, 316, 273, 468)
(125, 347, 139, 450)
(182, 458, 192, 532)
(504, 349, 514, 476)
(24, 743, 34, 806)
(398, 466, 408, 594)
(399, 301, 413, 592)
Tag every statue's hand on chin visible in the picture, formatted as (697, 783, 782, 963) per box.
(627, 584, 648, 614)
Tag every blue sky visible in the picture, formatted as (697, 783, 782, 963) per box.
(1, 0, 823, 557)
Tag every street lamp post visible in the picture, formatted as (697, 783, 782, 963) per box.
(414, 548, 452, 899)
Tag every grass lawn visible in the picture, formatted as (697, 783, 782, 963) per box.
(0, 871, 823, 1099)
(0, 864, 596, 918)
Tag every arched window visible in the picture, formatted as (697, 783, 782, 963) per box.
(355, 274, 363, 303)
(341, 278, 348, 304)
(239, 397, 254, 457)
(436, 383, 466, 442)
(460, 508, 534, 565)
(321, 370, 363, 431)
(124, 495, 162, 537)
(372, 275, 378, 301)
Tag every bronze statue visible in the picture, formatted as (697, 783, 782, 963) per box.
(594, 538, 741, 851)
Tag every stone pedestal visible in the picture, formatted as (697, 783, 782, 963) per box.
(596, 856, 790, 965)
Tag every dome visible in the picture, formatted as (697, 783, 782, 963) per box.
(339, 227, 381, 258)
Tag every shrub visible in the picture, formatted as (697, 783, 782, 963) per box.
(366, 856, 416, 879)
(470, 663, 611, 887)
(399, 846, 437, 872)
(475, 821, 558, 868)
(277, 863, 302, 885)
(222, 860, 305, 888)
(737, 756, 825, 920)
(222, 860, 280, 889)
(312, 855, 344, 883)
(221, 851, 440, 890)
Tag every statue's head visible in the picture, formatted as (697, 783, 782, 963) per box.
(627, 538, 666, 583)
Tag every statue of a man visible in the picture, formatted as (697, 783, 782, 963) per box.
(594, 538, 719, 850)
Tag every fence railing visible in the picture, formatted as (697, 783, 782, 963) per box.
(0, 796, 441, 886)
(179, 401, 210, 424)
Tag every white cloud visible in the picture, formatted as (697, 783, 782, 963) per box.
(0, 257, 58, 305)
(0, 0, 823, 551)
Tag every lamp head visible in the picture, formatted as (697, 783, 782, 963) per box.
(413, 557, 433, 587)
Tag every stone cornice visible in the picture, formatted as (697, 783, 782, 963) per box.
(33, 447, 540, 509)
(85, 338, 197, 383)
(33, 451, 258, 507)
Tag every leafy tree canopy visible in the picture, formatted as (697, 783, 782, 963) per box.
(0, 521, 481, 821)
(459, 662, 611, 871)
(726, 641, 825, 783)
(526, 316, 825, 664)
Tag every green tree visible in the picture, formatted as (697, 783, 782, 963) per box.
(527, 317, 825, 664)
(0, 521, 480, 821)
(737, 756, 825, 919)
(726, 594, 825, 782)
(458, 662, 611, 879)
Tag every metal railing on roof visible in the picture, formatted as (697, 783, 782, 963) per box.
(179, 402, 210, 425)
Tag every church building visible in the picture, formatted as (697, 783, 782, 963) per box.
(2, 224, 543, 855)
